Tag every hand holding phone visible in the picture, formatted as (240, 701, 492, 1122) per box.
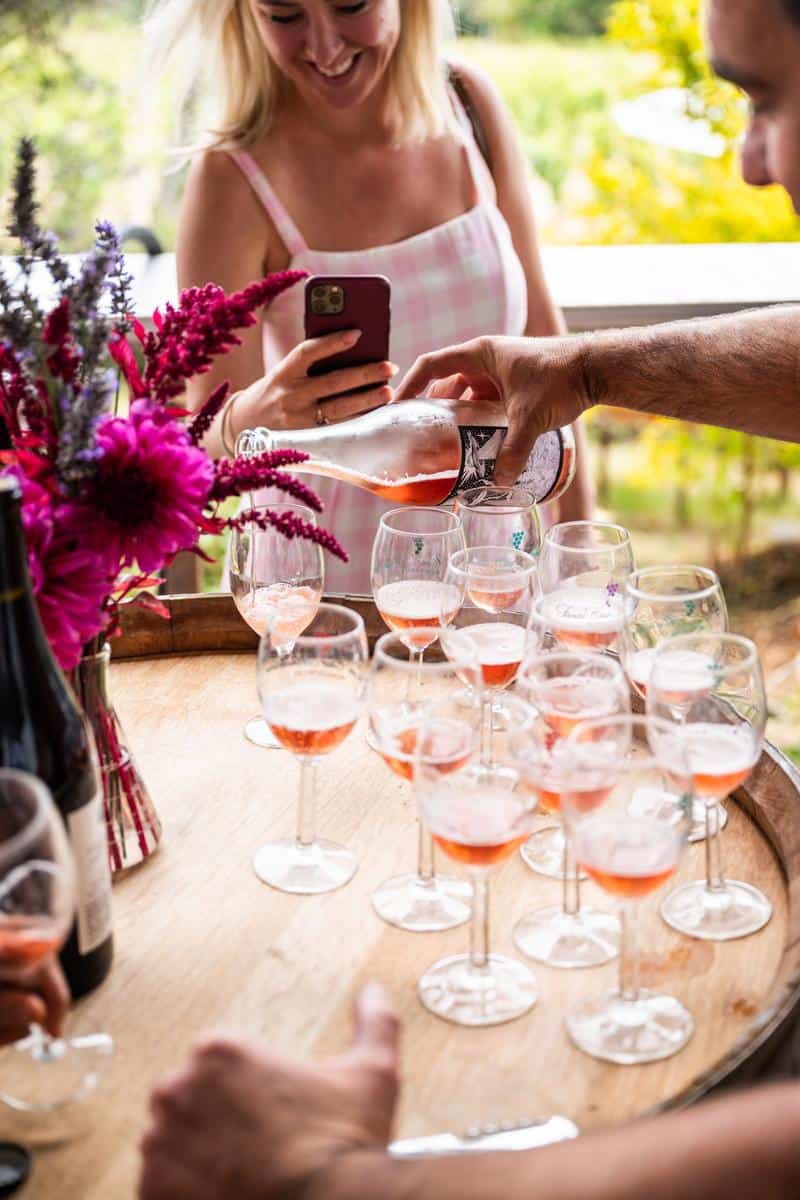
(304, 275, 392, 397)
(234, 328, 397, 434)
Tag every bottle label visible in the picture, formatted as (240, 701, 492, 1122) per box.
(67, 791, 113, 955)
(451, 426, 564, 503)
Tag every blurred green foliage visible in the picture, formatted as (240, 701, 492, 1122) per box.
(466, 0, 612, 37)
(0, 3, 126, 250)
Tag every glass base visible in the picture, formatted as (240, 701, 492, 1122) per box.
(372, 873, 471, 932)
(244, 716, 280, 749)
(0, 1027, 113, 1113)
(567, 988, 694, 1064)
(513, 905, 620, 968)
(418, 953, 538, 1027)
(253, 838, 357, 894)
(661, 879, 772, 941)
(519, 827, 586, 882)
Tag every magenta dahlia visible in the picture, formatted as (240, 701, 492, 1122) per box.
(15, 472, 115, 670)
(80, 399, 215, 573)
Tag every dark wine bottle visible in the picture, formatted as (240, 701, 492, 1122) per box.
(0, 476, 113, 997)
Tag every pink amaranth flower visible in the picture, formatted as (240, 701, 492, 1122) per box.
(79, 400, 215, 573)
(13, 470, 115, 670)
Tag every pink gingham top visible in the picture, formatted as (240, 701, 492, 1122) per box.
(230, 89, 529, 594)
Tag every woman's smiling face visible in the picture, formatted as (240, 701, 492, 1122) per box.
(250, 0, 401, 112)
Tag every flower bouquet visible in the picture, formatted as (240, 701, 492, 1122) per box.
(0, 139, 345, 871)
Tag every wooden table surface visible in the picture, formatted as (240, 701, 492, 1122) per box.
(13, 649, 795, 1199)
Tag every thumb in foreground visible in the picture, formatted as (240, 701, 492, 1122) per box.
(493, 409, 546, 487)
(353, 982, 400, 1065)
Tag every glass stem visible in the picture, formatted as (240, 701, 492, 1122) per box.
(704, 802, 726, 891)
(296, 759, 318, 849)
(469, 872, 490, 969)
(561, 831, 580, 917)
(414, 649, 424, 697)
(618, 903, 640, 1003)
(417, 820, 436, 885)
(479, 696, 495, 767)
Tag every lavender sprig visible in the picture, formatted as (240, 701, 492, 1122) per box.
(9, 139, 70, 285)
(95, 221, 134, 332)
(55, 370, 114, 491)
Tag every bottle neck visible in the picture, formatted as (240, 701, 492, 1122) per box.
(0, 490, 63, 684)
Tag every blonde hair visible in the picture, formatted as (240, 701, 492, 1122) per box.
(145, 0, 457, 152)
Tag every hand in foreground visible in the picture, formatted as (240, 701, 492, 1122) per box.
(395, 335, 589, 485)
(0, 958, 70, 1044)
(139, 982, 399, 1200)
(237, 329, 397, 431)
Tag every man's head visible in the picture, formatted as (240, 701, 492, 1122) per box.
(708, 0, 800, 210)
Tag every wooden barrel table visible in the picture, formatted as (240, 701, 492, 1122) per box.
(18, 594, 800, 1198)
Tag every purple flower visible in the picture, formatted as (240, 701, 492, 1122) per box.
(12, 470, 114, 670)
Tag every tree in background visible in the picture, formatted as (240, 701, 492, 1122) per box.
(0, 0, 127, 251)
(578, 0, 799, 241)
(465, 0, 612, 38)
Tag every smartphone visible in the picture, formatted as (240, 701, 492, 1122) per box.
(304, 275, 391, 394)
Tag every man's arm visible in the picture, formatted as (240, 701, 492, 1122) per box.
(139, 984, 800, 1200)
(581, 306, 800, 441)
(314, 1081, 800, 1200)
(396, 305, 800, 485)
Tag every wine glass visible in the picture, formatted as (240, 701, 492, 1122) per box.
(371, 507, 465, 671)
(510, 652, 627, 968)
(453, 486, 542, 556)
(442, 546, 538, 769)
(230, 503, 324, 748)
(621, 565, 729, 842)
(648, 633, 771, 940)
(538, 520, 634, 651)
(561, 716, 695, 1064)
(416, 693, 539, 1026)
(0, 769, 113, 1113)
(255, 604, 368, 894)
(367, 631, 482, 932)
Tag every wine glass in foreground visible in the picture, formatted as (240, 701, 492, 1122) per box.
(367, 631, 482, 931)
(255, 604, 368, 894)
(621, 564, 728, 842)
(443, 546, 537, 769)
(416, 694, 539, 1026)
(561, 717, 695, 1064)
(648, 633, 771, 940)
(371, 507, 464, 670)
(539, 520, 634, 651)
(510, 652, 627, 968)
(0, 770, 113, 1112)
(453, 485, 542, 556)
(230, 504, 324, 748)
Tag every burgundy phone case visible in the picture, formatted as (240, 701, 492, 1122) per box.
(304, 275, 391, 381)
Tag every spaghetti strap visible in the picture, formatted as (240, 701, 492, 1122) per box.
(447, 84, 497, 207)
(229, 150, 308, 258)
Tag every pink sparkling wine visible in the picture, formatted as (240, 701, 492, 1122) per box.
(239, 583, 321, 645)
(542, 587, 625, 650)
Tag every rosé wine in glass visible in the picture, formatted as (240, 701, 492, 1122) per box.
(238, 582, 320, 644)
(374, 580, 462, 650)
(541, 586, 625, 650)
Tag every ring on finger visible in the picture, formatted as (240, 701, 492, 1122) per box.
(315, 402, 329, 427)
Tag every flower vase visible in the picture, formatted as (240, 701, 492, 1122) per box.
(72, 643, 162, 874)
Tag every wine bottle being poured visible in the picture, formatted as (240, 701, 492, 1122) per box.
(237, 399, 575, 507)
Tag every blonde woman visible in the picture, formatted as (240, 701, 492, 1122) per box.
(148, 0, 593, 591)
